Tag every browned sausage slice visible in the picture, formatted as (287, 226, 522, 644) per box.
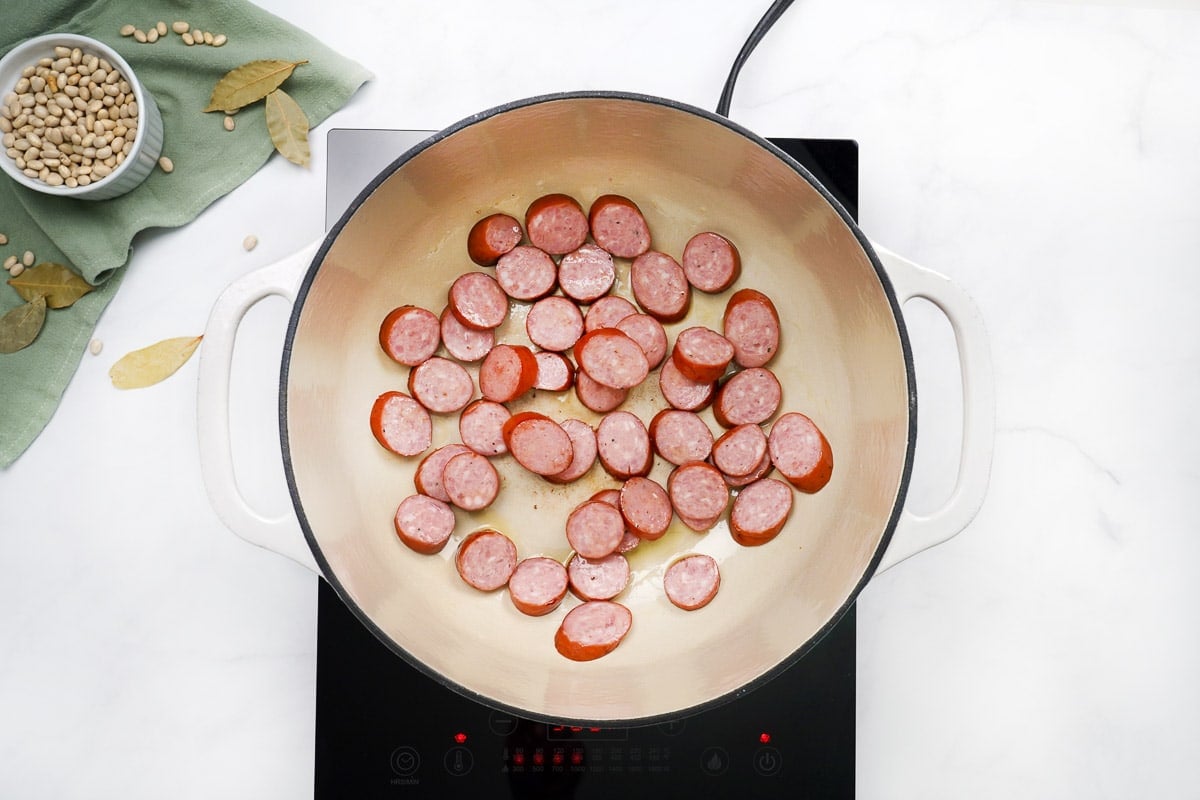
(713, 367, 782, 428)
(730, 477, 794, 546)
(439, 305, 495, 362)
(442, 451, 501, 511)
(495, 245, 557, 301)
(595, 411, 653, 480)
(614, 313, 668, 370)
(369, 391, 432, 457)
(588, 194, 651, 258)
(681, 231, 741, 293)
(722, 447, 775, 488)
(663, 554, 721, 610)
(558, 243, 616, 304)
(649, 408, 714, 466)
(415, 443, 473, 501)
(565, 500, 626, 559)
(467, 213, 523, 266)
(630, 250, 690, 322)
(657, 357, 716, 412)
(379, 305, 440, 366)
(508, 557, 569, 616)
(448, 271, 509, 331)
(711, 423, 769, 479)
(533, 351, 575, 392)
(525, 193, 589, 255)
(767, 412, 833, 492)
(567, 552, 631, 601)
(393, 494, 456, 555)
(584, 295, 638, 332)
(407, 356, 474, 414)
(455, 528, 518, 592)
(479, 343, 538, 403)
(618, 476, 673, 540)
(671, 326, 735, 383)
(723, 288, 781, 368)
(574, 371, 628, 413)
(554, 600, 632, 662)
(526, 295, 585, 352)
(458, 399, 511, 456)
(667, 462, 730, 531)
(574, 328, 650, 390)
(503, 412, 574, 476)
(547, 418, 598, 484)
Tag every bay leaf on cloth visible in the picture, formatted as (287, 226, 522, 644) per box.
(0, 0, 371, 467)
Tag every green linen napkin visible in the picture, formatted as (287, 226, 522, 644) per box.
(0, 0, 371, 467)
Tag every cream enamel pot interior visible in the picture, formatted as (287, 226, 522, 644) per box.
(197, 92, 994, 725)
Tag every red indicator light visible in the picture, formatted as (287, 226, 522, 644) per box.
(453, 732, 468, 744)
(589, 727, 602, 733)
(759, 732, 772, 744)
(513, 750, 525, 765)
(552, 752, 564, 766)
(571, 750, 584, 765)
(570, 726, 583, 733)
(533, 750, 545, 766)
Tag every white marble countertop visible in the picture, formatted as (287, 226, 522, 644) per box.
(3, 1, 1198, 797)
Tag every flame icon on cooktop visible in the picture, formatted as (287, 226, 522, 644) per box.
(700, 746, 729, 776)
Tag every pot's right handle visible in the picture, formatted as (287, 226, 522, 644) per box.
(196, 242, 322, 575)
(869, 243, 995, 573)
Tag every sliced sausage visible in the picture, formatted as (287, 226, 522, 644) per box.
(442, 451, 501, 511)
(574, 328, 650, 390)
(713, 367, 782, 428)
(558, 243, 616, 304)
(479, 343, 538, 403)
(630, 250, 690, 322)
(495, 245, 557, 301)
(533, 351, 575, 392)
(467, 212, 523, 266)
(554, 600, 632, 662)
(525, 193, 589, 255)
(723, 447, 775, 488)
(547, 418, 598, 484)
(526, 295, 585, 352)
(649, 408, 714, 466)
(407, 356, 474, 414)
(503, 412, 574, 476)
(448, 271, 509, 330)
(730, 477, 794, 546)
(595, 411, 653, 480)
(657, 357, 716, 412)
(567, 552, 631, 601)
(618, 476, 673, 541)
(588, 194, 651, 258)
(393, 494, 456, 555)
(565, 500, 627, 559)
(722, 288, 781, 368)
(574, 371, 628, 413)
(671, 326, 735, 383)
(455, 528, 518, 592)
(458, 399, 511, 456)
(584, 295, 638, 332)
(440, 305, 495, 362)
(663, 554, 721, 610)
(588, 489, 641, 554)
(711, 423, 769, 479)
(614, 313, 668, 370)
(681, 231, 741, 293)
(369, 391, 432, 457)
(415, 443, 473, 501)
(379, 305, 440, 366)
(667, 461, 730, 531)
(767, 412, 833, 493)
(508, 557, 569, 616)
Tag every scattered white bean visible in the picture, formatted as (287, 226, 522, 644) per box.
(119, 24, 136, 37)
(243, 234, 258, 252)
(181, 33, 194, 46)
(133, 29, 147, 43)
(9, 262, 24, 278)
(172, 20, 190, 34)
(89, 338, 104, 355)
(212, 34, 227, 47)
(158, 155, 174, 173)
(223, 115, 235, 131)
(22, 250, 34, 266)
(156, 21, 168, 37)
(3, 254, 16, 270)
(146, 28, 159, 44)
(0, 232, 7, 245)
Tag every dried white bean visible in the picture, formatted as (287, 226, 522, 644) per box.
(22, 250, 34, 266)
(172, 20, 190, 34)
(156, 21, 168, 36)
(3, 255, 16, 269)
(89, 338, 103, 355)
(243, 234, 258, 252)
(9, 263, 24, 278)
(133, 29, 147, 43)
(212, 34, 227, 47)
(158, 155, 173, 173)
(182, 33, 194, 46)
(223, 115, 235, 131)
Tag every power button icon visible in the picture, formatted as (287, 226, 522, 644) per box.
(753, 745, 783, 777)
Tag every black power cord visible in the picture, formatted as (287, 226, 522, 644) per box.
(716, 0, 796, 118)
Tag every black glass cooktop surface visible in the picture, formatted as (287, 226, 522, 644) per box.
(317, 129, 859, 799)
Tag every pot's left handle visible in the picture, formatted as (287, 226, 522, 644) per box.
(196, 241, 322, 575)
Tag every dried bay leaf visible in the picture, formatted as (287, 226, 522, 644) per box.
(0, 294, 47, 354)
(110, 335, 203, 390)
(8, 262, 95, 309)
(264, 88, 310, 167)
(204, 59, 308, 113)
